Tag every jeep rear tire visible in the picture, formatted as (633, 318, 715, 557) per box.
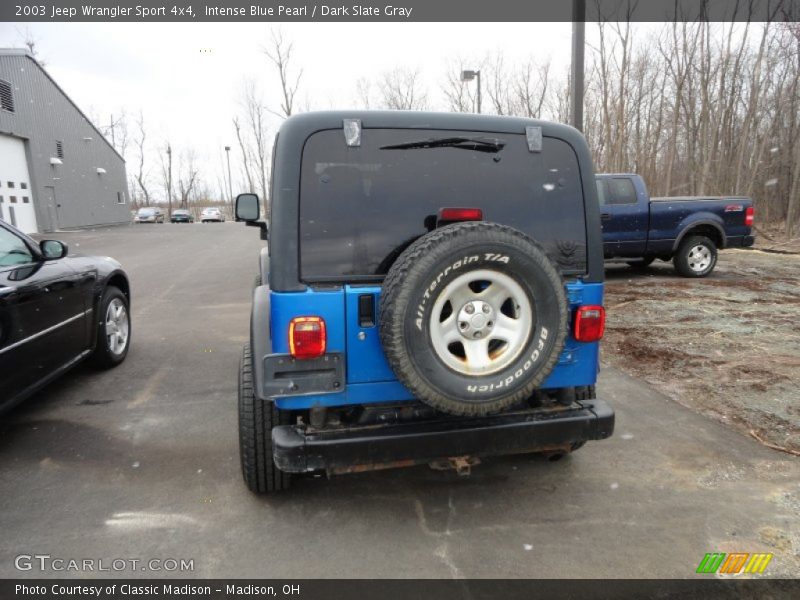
(380, 222, 568, 416)
(239, 344, 291, 493)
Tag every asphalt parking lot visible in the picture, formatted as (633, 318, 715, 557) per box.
(0, 223, 798, 578)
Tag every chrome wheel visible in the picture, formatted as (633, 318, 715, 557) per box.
(429, 269, 533, 376)
(105, 298, 129, 356)
(687, 244, 712, 273)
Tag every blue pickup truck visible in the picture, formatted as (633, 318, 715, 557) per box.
(596, 174, 755, 277)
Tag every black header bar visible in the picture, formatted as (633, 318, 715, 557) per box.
(2, 0, 799, 22)
(3, 579, 800, 600)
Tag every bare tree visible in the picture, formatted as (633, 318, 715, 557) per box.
(264, 28, 303, 117)
(177, 150, 199, 209)
(378, 67, 428, 110)
(511, 60, 551, 119)
(241, 80, 270, 203)
(232, 79, 271, 216)
(354, 77, 374, 109)
(485, 53, 512, 115)
(133, 111, 152, 207)
(16, 26, 46, 66)
(233, 117, 255, 194)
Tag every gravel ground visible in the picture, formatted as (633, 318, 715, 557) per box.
(603, 247, 800, 455)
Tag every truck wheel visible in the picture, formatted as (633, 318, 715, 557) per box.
(673, 235, 717, 278)
(239, 344, 291, 493)
(380, 222, 568, 416)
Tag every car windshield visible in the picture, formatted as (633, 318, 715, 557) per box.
(137, 208, 156, 216)
(204, 208, 219, 212)
(173, 210, 189, 215)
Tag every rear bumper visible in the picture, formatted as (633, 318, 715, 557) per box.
(272, 399, 614, 474)
(727, 234, 755, 248)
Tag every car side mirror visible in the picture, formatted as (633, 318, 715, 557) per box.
(236, 193, 260, 222)
(40, 240, 68, 260)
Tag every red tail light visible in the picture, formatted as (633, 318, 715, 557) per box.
(438, 207, 484, 222)
(574, 305, 606, 342)
(745, 206, 754, 227)
(289, 317, 326, 359)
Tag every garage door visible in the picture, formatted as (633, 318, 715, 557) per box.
(0, 134, 38, 233)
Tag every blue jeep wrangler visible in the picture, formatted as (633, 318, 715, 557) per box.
(235, 111, 614, 493)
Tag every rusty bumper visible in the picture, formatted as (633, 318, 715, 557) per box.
(272, 400, 614, 474)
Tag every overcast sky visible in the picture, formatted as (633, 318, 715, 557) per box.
(0, 22, 580, 199)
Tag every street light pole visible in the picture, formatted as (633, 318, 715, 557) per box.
(460, 69, 482, 114)
(224, 145, 233, 209)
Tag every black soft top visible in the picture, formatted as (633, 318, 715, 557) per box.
(269, 111, 603, 291)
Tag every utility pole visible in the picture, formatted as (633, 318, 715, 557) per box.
(571, 0, 586, 132)
(224, 145, 233, 209)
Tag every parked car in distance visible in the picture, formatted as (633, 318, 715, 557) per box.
(200, 207, 225, 223)
(134, 207, 165, 224)
(0, 220, 132, 413)
(234, 111, 613, 494)
(171, 209, 194, 223)
(596, 173, 755, 277)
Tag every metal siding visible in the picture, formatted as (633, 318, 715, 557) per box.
(0, 53, 129, 232)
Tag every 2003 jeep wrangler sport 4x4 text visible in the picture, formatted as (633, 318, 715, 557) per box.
(235, 111, 614, 493)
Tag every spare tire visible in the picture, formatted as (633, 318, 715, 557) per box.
(379, 222, 568, 416)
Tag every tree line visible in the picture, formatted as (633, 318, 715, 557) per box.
(105, 22, 800, 237)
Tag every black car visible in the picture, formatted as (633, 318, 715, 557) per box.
(0, 220, 132, 413)
(170, 209, 194, 223)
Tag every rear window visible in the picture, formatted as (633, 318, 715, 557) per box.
(299, 128, 587, 281)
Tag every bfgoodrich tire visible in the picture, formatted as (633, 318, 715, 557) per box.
(239, 344, 291, 494)
(380, 222, 568, 416)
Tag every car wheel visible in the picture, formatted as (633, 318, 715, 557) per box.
(380, 222, 568, 416)
(239, 344, 291, 494)
(89, 286, 131, 369)
(673, 235, 717, 278)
